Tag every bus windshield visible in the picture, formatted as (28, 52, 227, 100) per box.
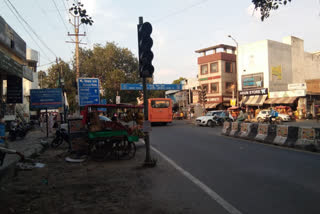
(151, 100, 170, 108)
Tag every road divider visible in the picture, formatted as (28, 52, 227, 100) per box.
(222, 121, 231, 136)
(239, 123, 258, 140)
(223, 122, 319, 153)
(229, 122, 240, 137)
(296, 127, 319, 151)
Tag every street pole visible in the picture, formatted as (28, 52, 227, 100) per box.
(139, 16, 156, 167)
(228, 35, 239, 107)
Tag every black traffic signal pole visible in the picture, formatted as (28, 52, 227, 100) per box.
(138, 17, 156, 167)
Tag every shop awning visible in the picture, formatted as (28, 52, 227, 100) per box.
(264, 97, 298, 104)
(241, 95, 267, 106)
(205, 103, 220, 109)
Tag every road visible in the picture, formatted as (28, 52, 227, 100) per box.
(150, 120, 320, 214)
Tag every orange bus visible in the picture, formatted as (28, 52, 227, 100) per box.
(148, 98, 172, 124)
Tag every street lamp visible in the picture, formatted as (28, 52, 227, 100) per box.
(228, 35, 239, 107)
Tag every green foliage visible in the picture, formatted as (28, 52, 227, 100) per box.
(172, 77, 186, 85)
(252, 0, 292, 21)
(69, 2, 93, 25)
(76, 42, 141, 104)
(37, 70, 47, 88)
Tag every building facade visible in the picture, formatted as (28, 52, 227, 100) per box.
(238, 36, 320, 117)
(195, 44, 237, 109)
(0, 16, 33, 121)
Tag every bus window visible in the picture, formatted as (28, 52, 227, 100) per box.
(151, 100, 170, 108)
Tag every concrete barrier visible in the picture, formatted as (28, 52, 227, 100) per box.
(296, 127, 318, 151)
(239, 123, 258, 139)
(273, 125, 289, 146)
(229, 122, 240, 136)
(222, 121, 231, 136)
(255, 124, 269, 142)
(264, 124, 277, 144)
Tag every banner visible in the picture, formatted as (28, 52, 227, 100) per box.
(271, 65, 282, 80)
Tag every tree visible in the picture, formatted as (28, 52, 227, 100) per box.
(45, 60, 78, 112)
(38, 70, 48, 88)
(198, 85, 207, 108)
(172, 77, 186, 85)
(75, 42, 141, 104)
(252, 0, 292, 21)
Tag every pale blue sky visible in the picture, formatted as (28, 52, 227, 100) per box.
(1, 0, 320, 83)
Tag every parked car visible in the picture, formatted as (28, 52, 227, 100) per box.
(256, 110, 291, 122)
(195, 110, 224, 127)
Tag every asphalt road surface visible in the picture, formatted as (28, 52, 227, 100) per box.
(150, 120, 320, 214)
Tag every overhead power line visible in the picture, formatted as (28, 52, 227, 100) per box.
(51, 0, 69, 32)
(4, 0, 53, 62)
(5, 0, 57, 58)
(153, 0, 210, 23)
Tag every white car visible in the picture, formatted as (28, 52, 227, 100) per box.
(195, 110, 224, 126)
(256, 110, 291, 122)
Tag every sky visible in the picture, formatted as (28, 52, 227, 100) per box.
(1, 0, 320, 84)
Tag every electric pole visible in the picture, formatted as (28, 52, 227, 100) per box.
(67, 14, 86, 80)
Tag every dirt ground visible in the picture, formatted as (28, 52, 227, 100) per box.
(0, 143, 176, 214)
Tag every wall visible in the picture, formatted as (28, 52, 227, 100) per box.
(238, 40, 269, 91)
(268, 40, 292, 91)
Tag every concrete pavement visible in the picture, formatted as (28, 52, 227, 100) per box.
(0, 128, 48, 182)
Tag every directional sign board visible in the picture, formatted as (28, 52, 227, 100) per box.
(120, 83, 182, 90)
(78, 78, 100, 107)
(30, 88, 63, 109)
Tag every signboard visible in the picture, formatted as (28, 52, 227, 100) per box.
(0, 16, 26, 60)
(271, 65, 282, 80)
(30, 88, 63, 109)
(98, 99, 107, 112)
(239, 88, 268, 96)
(7, 75, 23, 103)
(78, 78, 100, 106)
(0, 50, 23, 77)
(288, 83, 306, 91)
(230, 99, 236, 107)
(241, 73, 263, 89)
(116, 96, 120, 104)
(269, 90, 306, 98)
(120, 83, 182, 90)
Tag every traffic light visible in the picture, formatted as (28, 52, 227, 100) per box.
(138, 22, 154, 78)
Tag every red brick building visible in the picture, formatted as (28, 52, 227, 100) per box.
(195, 44, 237, 109)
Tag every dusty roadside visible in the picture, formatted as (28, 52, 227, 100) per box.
(0, 141, 214, 214)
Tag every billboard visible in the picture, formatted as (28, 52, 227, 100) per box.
(271, 65, 282, 80)
(7, 75, 23, 103)
(241, 73, 264, 89)
(30, 88, 63, 109)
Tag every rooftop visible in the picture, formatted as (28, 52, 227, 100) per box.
(195, 44, 236, 53)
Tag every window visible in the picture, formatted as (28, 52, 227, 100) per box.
(225, 62, 232, 73)
(200, 64, 208, 75)
(151, 100, 170, 108)
(210, 83, 219, 93)
(210, 62, 218, 73)
(225, 82, 234, 93)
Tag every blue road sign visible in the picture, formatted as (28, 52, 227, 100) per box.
(98, 99, 107, 112)
(120, 83, 182, 90)
(30, 88, 63, 109)
(78, 78, 100, 107)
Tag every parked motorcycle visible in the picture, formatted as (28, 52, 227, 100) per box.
(9, 120, 26, 141)
(51, 127, 71, 150)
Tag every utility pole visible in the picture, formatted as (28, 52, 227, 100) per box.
(228, 35, 239, 107)
(67, 14, 86, 80)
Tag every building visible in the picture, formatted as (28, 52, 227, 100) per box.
(0, 16, 34, 121)
(238, 36, 320, 117)
(195, 44, 237, 109)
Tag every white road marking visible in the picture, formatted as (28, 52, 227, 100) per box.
(150, 145, 243, 214)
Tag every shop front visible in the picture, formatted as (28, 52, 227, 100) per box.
(239, 88, 268, 118)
